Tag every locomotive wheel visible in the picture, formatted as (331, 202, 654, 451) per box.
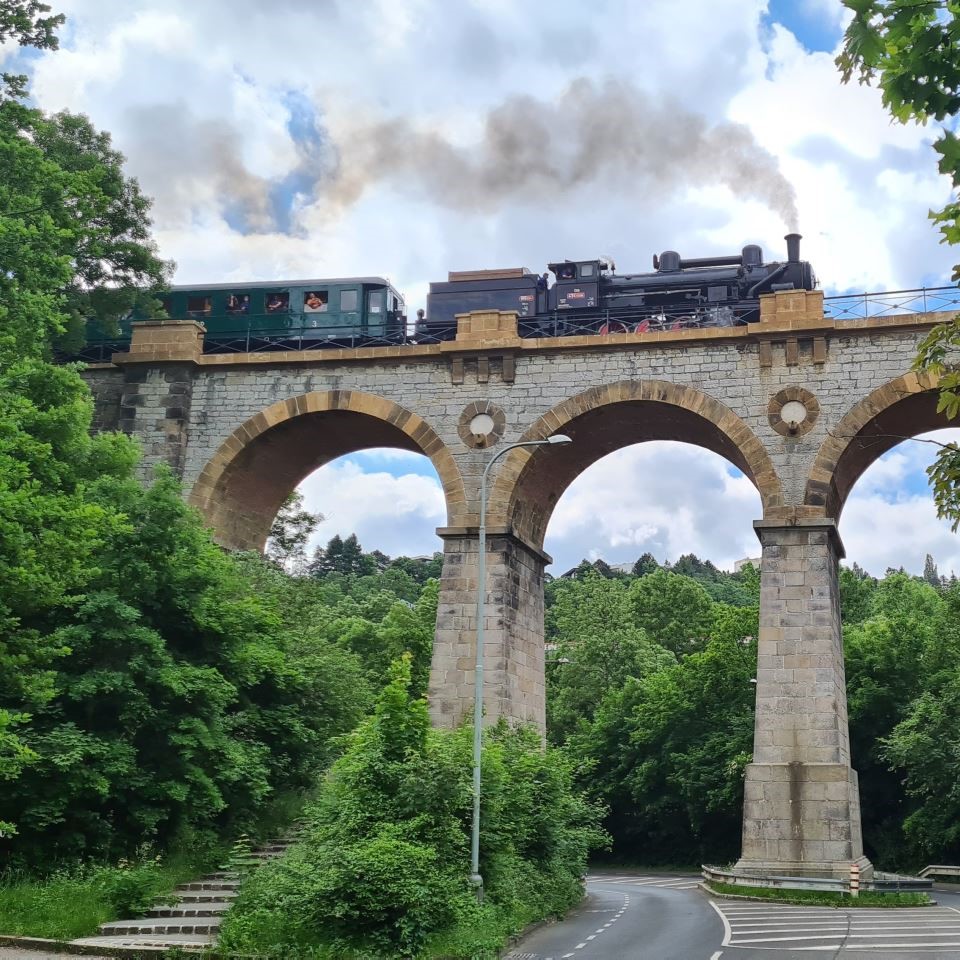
(599, 320, 630, 335)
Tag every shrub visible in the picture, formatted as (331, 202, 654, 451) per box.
(220, 656, 607, 958)
(93, 860, 166, 918)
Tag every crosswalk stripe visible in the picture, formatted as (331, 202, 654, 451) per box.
(716, 901, 960, 953)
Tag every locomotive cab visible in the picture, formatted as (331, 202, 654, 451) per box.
(547, 259, 603, 310)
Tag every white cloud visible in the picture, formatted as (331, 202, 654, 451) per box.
(298, 458, 445, 559)
(840, 430, 960, 577)
(22, 1, 960, 576)
(545, 443, 763, 573)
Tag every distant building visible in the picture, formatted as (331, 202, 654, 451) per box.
(734, 557, 762, 572)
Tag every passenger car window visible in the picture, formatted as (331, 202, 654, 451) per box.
(340, 289, 358, 312)
(265, 292, 289, 313)
(226, 293, 250, 315)
(187, 296, 211, 317)
(304, 290, 328, 313)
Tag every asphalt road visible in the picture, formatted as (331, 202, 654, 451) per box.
(505, 872, 960, 960)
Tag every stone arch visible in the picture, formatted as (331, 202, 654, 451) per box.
(189, 390, 466, 551)
(804, 370, 945, 519)
(487, 379, 784, 550)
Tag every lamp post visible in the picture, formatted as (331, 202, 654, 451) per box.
(469, 433, 572, 899)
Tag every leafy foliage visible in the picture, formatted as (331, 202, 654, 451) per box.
(266, 492, 322, 569)
(0, 1, 63, 99)
(220, 657, 607, 958)
(838, 0, 960, 527)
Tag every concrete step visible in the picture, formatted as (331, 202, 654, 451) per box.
(98, 917, 223, 936)
(74, 932, 216, 949)
(177, 878, 241, 891)
(147, 901, 234, 917)
(174, 889, 238, 903)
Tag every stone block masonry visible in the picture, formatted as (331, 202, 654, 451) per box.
(79, 292, 957, 880)
(428, 532, 548, 729)
(735, 519, 869, 879)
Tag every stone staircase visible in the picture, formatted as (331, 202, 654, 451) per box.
(72, 838, 297, 952)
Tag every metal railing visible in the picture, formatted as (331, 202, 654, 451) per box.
(517, 303, 756, 339)
(824, 286, 960, 321)
(200, 322, 408, 354)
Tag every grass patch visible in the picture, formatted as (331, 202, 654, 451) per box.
(705, 880, 931, 908)
(0, 842, 227, 940)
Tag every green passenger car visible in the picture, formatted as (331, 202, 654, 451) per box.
(83, 276, 406, 357)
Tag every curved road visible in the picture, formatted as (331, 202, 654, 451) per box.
(506, 871, 960, 960)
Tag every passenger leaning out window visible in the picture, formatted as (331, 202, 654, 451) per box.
(304, 291, 328, 312)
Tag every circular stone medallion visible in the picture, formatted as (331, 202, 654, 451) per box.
(768, 387, 819, 437)
(458, 402, 506, 449)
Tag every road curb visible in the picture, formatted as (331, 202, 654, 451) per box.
(699, 882, 938, 908)
(497, 916, 557, 957)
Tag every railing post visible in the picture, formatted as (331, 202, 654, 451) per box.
(849, 861, 860, 898)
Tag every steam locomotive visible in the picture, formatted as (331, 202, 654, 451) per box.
(419, 233, 815, 340)
(72, 235, 815, 360)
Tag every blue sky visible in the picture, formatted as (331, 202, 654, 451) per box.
(16, 0, 959, 576)
(765, 0, 844, 53)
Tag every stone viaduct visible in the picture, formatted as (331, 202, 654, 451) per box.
(81, 290, 955, 880)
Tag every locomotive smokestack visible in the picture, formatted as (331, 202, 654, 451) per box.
(785, 233, 801, 263)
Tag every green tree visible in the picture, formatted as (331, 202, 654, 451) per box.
(628, 569, 715, 654)
(547, 571, 638, 643)
(838, 0, 960, 528)
(923, 552, 941, 588)
(266, 491, 322, 569)
(883, 674, 960, 861)
(631, 552, 660, 577)
(574, 635, 755, 863)
(547, 629, 674, 745)
(840, 563, 878, 624)
(0, 1, 63, 99)
(844, 574, 954, 865)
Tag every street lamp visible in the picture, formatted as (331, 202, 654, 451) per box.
(469, 433, 573, 899)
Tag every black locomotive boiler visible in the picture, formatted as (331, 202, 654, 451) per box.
(420, 233, 815, 340)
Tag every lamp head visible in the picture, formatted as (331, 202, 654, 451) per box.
(547, 434, 573, 444)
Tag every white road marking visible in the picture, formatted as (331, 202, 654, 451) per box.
(710, 952, 723, 960)
(562, 954, 574, 959)
(575, 943, 586, 950)
(844, 944, 960, 949)
(586, 934, 596, 940)
(715, 901, 960, 953)
(709, 899, 733, 947)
